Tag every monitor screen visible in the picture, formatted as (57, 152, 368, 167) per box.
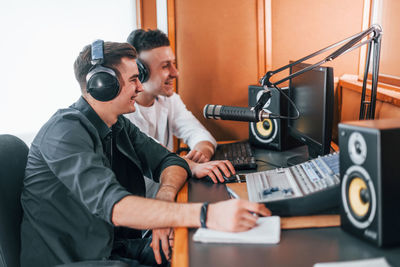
(288, 62, 334, 162)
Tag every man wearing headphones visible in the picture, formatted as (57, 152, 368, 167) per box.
(125, 29, 216, 163)
(20, 41, 270, 267)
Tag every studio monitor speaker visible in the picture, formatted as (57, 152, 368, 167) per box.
(339, 119, 400, 247)
(248, 85, 301, 151)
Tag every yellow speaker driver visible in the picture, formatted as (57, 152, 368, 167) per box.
(348, 177, 370, 218)
(256, 119, 274, 138)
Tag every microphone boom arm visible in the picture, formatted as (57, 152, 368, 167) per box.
(259, 24, 382, 120)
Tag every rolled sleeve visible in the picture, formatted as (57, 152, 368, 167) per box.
(157, 153, 192, 178)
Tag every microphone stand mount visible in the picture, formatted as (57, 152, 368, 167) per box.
(257, 24, 382, 120)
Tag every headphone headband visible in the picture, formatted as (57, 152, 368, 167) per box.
(91, 40, 105, 65)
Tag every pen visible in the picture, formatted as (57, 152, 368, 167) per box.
(226, 185, 259, 217)
(226, 185, 240, 199)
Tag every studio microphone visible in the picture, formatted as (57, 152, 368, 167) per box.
(203, 104, 280, 122)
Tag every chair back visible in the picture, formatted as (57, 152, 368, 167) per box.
(0, 135, 29, 267)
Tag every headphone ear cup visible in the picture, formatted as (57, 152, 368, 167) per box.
(136, 58, 150, 83)
(87, 67, 120, 102)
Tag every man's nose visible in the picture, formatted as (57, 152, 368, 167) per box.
(170, 64, 179, 78)
(136, 80, 144, 92)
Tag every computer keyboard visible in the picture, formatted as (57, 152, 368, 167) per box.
(212, 141, 257, 171)
(246, 152, 340, 216)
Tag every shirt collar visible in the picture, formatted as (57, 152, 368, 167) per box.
(70, 96, 111, 140)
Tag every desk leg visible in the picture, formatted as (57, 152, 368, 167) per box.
(171, 182, 189, 267)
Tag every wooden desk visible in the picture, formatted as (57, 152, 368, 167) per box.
(172, 183, 189, 267)
(172, 145, 400, 267)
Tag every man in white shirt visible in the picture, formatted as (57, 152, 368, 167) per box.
(125, 29, 217, 163)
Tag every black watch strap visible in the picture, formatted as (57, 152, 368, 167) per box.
(200, 202, 209, 228)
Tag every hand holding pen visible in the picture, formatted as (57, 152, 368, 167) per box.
(226, 185, 271, 218)
(206, 197, 271, 232)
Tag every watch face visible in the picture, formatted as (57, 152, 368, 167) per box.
(348, 131, 367, 165)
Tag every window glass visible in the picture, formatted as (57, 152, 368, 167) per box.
(372, 0, 400, 77)
(0, 0, 136, 145)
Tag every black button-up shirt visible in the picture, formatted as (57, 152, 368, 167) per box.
(20, 97, 191, 267)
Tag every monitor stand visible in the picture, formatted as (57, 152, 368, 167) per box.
(286, 145, 318, 166)
(286, 154, 309, 166)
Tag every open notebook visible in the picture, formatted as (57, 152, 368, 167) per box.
(193, 216, 280, 244)
(314, 257, 391, 267)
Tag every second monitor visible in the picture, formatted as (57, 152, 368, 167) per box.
(287, 62, 334, 165)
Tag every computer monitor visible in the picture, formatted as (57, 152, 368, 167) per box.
(287, 62, 334, 165)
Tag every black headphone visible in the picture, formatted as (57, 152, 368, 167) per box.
(86, 40, 120, 102)
(136, 58, 150, 83)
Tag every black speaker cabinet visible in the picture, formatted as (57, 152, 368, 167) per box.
(248, 85, 301, 151)
(339, 119, 400, 247)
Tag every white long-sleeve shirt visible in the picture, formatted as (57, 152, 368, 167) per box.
(125, 93, 217, 152)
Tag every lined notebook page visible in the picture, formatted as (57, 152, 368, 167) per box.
(193, 216, 280, 244)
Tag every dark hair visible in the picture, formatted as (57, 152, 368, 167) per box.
(73, 42, 137, 93)
(126, 29, 170, 54)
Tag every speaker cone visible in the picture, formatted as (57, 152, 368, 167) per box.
(348, 176, 371, 220)
(250, 110, 278, 144)
(256, 119, 274, 138)
(341, 165, 376, 229)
